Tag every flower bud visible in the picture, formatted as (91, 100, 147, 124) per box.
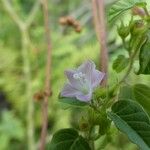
(117, 22, 130, 38)
(130, 20, 147, 36)
(131, 6, 145, 17)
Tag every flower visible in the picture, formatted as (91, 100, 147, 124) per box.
(61, 60, 105, 102)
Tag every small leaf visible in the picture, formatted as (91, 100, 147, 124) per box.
(138, 40, 150, 74)
(112, 55, 129, 73)
(49, 128, 91, 150)
(108, 100, 150, 150)
(59, 97, 88, 107)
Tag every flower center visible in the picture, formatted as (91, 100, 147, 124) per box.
(73, 72, 85, 80)
(73, 72, 89, 94)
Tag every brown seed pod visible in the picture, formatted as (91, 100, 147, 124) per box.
(66, 16, 75, 26)
(59, 16, 82, 33)
(75, 26, 82, 33)
(59, 17, 67, 25)
(73, 20, 80, 28)
(33, 90, 52, 102)
(33, 91, 44, 101)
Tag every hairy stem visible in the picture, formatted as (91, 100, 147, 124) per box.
(39, 0, 52, 149)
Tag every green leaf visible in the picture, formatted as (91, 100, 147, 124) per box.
(118, 84, 150, 114)
(108, 100, 150, 150)
(133, 84, 150, 114)
(118, 85, 134, 100)
(109, 0, 146, 21)
(112, 55, 129, 73)
(138, 40, 150, 74)
(49, 128, 91, 150)
(59, 97, 88, 107)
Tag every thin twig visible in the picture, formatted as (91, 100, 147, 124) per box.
(26, 0, 41, 28)
(39, 0, 52, 149)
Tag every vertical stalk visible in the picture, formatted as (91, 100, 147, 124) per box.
(39, 0, 52, 149)
(21, 28, 35, 150)
(91, 0, 108, 86)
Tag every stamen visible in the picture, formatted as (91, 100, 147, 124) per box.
(73, 73, 80, 79)
(73, 72, 85, 80)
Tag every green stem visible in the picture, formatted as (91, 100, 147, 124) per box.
(122, 38, 128, 50)
(21, 29, 35, 150)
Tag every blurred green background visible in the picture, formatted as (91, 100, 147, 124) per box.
(0, 0, 149, 149)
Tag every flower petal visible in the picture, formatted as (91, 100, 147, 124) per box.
(76, 90, 92, 102)
(77, 60, 95, 83)
(91, 70, 105, 88)
(65, 70, 82, 90)
(61, 83, 80, 97)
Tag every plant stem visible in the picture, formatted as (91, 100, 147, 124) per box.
(91, 0, 108, 86)
(21, 29, 35, 150)
(39, 0, 52, 149)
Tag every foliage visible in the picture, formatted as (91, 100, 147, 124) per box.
(119, 84, 150, 114)
(59, 97, 88, 107)
(49, 128, 91, 150)
(138, 38, 150, 74)
(108, 100, 150, 150)
(108, 0, 146, 21)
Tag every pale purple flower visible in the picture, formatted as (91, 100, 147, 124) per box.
(61, 60, 105, 102)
